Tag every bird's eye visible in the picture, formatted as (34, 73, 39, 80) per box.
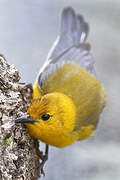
(41, 114, 50, 121)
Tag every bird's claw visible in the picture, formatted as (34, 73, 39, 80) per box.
(19, 83, 33, 104)
(39, 144, 49, 176)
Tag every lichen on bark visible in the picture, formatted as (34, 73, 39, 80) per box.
(0, 55, 41, 180)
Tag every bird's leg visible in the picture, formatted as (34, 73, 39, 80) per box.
(39, 144, 49, 176)
(33, 141, 49, 177)
(19, 83, 33, 103)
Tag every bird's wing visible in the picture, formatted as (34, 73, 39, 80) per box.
(40, 63, 106, 136)
(37, 7, 96, 88)
(33, 7, 106, 135)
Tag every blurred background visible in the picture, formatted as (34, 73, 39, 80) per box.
(0, 0, 120, 179)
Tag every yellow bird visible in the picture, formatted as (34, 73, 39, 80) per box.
(16, 7, 106, 148)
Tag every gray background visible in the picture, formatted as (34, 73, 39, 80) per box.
(0, 0, 120, 179)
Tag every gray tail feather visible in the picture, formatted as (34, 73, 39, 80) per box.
(46, 7, 90, 63)
(38, 7, 96, 87)
(60, 7, 89, 44)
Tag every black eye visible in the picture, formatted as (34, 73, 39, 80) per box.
(41, 114, 50, 121)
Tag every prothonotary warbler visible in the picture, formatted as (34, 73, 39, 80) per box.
(16, 7, 107, 148)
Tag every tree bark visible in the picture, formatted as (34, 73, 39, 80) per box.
(0, 55, 42, 180)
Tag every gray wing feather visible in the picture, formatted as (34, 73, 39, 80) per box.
(38, 7, 96, 87)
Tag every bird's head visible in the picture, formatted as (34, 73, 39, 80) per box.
(15, 92, 76, 147)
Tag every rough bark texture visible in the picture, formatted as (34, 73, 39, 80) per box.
(0, 55, 41, 180)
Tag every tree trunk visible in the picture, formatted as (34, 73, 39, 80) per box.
(0, 55, 42, 180)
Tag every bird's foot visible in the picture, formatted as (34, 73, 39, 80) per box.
(19, 83, 33, 104)
(39, 144, 49, 176)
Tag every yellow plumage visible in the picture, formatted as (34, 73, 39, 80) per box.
(27, 63, 106, 147)
(16, 7, 107, 148)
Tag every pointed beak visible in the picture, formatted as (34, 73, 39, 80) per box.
(15, 115, 39, 124)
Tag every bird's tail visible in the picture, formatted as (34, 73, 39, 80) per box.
(46, 7, 90, 63)
(38, 7, 96, 87)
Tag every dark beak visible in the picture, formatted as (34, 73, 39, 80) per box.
(15, 115, 39, 124)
